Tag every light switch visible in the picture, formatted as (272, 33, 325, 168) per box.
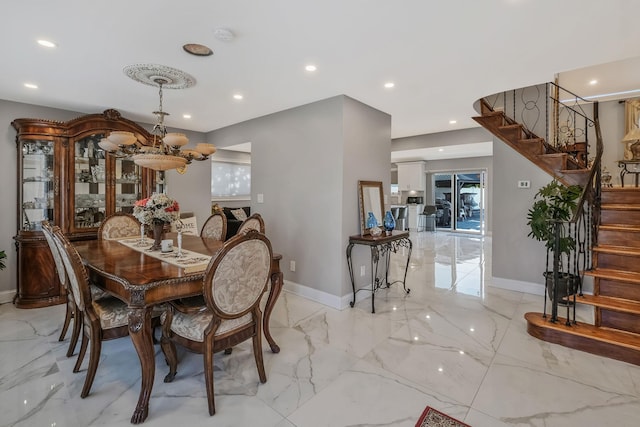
(257, 193, 264, 203)
(518, 180, 530, 189)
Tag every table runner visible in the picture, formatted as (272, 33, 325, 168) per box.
(117, 237, 212, 273)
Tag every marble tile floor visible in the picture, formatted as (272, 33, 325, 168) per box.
(2, 232, 640, 426)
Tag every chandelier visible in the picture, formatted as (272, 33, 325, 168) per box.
(98, 76, 216, 172)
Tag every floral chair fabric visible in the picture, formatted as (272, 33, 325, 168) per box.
(237, 213, 265, 235)
(50, 227, 159, 399)
(98, 212, 140, 240)
(160, 230, 273, 416)
(200, 213, 227, 241)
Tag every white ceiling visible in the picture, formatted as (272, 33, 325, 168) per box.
(2, 0, 640, 161)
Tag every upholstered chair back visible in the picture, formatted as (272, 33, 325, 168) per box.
(200, 212, 227, 241)
(237, 213, 265, 235)
(98, 212, 140, 240)
(203, 230, 272, 318)
(51, 227, 91, 312)
(41, 221, 66, 288)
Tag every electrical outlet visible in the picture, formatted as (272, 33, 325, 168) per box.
(518, 180, 530, 189)
(290, 260, 296, 272)
(360, 265, 366, 277)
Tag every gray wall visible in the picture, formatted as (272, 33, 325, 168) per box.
(0, 99, 209, 300)
(491, 98, 627, 293)
(207, 95, 391, 307)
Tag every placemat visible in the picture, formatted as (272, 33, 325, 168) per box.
(117, 237, 211, 273)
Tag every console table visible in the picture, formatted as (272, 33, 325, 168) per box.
(346, 231, 412, 313)
(618, 160, 640, 187)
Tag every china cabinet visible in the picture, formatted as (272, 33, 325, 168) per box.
(12, 109, 158, 308)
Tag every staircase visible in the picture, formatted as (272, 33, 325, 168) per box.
(473, 98, 590, 188)
(474, 84, 640, 366)
(526, 187, 640, 366)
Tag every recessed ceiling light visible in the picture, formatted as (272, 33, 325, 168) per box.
(182, 43, 213, 57)
(233, 94, 243, 100)
(589, 79, 598, 85)
(24, 83, 38, 89)
(37, 39, 56, 48)
(384, 82, 395, 88)
(183, 114, 192, 119)
(438, 148, 444, 152)
(305, 64, 317, 72)
(449, 120, 457, 124)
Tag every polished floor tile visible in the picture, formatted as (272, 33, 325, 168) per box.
(2, 231, 640, 426)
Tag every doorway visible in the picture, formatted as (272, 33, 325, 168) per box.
(432, 170, 486, 234)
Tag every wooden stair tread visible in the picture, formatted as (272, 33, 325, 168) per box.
(593, 245, 640, 256)
(602, 187, 640, 193)
(517, 137, 544, 144)
(584, 268, 640, 284)
(570, 294, 640, 315)
(526, 312, 640, 348)
(480, 111, 503, 117)
(599, 224, 640, 232)
(601, 204, 640, 211)
(525, 312, 640, 365)
(498, 124, 522, 130)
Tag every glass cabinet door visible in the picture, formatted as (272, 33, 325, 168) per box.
(74, 133, 107, 230)
(115, 157, 141, 213)
(21, 139, 55, 231)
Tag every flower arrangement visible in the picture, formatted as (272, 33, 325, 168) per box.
(133, 193, 180, 226)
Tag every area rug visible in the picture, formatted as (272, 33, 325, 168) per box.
(415, 406, 471, 427)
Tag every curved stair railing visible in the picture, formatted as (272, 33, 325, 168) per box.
(474, 82, 602, 324)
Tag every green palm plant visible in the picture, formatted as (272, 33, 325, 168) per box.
(527, 179, 582, 258)
(527, 179, 582, 301)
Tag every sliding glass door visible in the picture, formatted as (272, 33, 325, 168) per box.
(432, 170, 486, 234)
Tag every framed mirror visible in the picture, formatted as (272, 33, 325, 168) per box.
(358, 180, 385, 235)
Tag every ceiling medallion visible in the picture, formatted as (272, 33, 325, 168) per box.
(100, 67, 215, 172)
(123, 64, 196, 89)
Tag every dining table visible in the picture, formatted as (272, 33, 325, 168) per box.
(73, 233, 283, 424)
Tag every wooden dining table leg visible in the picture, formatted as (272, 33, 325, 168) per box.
(128, 306, 154, 424)
(264, 256, 283, 353)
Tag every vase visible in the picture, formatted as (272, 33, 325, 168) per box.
(544, 271, 579, 305)
(366, 212, 378, 229)
(150, 222, 165, 251)
(383, 210, 395, 234)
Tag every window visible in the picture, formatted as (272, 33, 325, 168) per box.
(211, 161, 251, 200)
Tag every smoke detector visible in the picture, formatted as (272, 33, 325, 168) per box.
(213, 28, 235, 42)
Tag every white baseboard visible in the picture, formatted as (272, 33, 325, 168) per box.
(0, 290, 15, 305)
(283, 280, 368, 310)
(491, 276, 545, 296)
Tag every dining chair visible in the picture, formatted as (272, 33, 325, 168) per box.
(237, 213, 265, 235)
(50, 226, 161, 398)
(98, 211, 140, 240)
(160, 229, 273, 416)
(200, 211, 227, 241)
(41, 221, 80, 357)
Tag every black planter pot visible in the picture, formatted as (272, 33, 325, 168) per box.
(544, 271, 580, 303)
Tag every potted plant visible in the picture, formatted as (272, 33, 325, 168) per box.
(0, 250, 6, 270)
(526, 179, 582, 301)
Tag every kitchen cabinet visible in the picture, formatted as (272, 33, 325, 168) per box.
(397, 161, 426, 191)
(12, 109, 157, 308)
